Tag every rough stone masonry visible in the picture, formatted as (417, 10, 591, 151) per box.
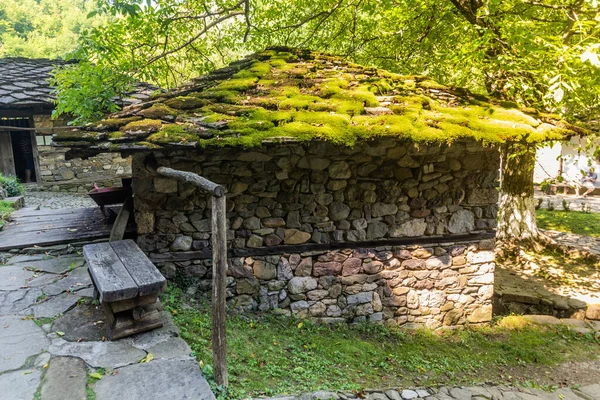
(132, 138, 500, 328)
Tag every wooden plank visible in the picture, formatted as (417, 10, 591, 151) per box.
(0, 227, 114, 251)
(10, 207, 101, 218)
(5, 217, 106, 234)
(109, 196, 132, 242)
(109, 293, 158, 313)
(110, 239, 166, 297)
(29, 130, 42, 184)
(211, 194, 228, 386)
(108, 304, 163, 340)
(0, 132, 16, 176)
(149, 232, 497, 263)
(83, 242, 139, 303)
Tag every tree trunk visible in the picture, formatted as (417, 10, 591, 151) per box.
(496, 142, 540, 245)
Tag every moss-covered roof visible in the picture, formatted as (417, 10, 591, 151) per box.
(54, 47, 587, 155)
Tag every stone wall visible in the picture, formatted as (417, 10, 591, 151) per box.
(132, 138, 500, 253)
(34, 114, 131, 192)
(130, 138, 500, 327)
(165, 239, 495, 328)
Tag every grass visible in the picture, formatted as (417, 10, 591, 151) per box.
(536, 209, 600, 237)
(162, 285, 600, 399)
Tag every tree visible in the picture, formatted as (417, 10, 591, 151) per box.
(0, 0, 105, 59)
(52, 0, 600, 244)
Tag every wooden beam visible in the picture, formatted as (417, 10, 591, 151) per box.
(157, 166, 225, 197)
(149, 232, 497, 262)
(211, 194, 228, 386)
(109, 196, 133, 241)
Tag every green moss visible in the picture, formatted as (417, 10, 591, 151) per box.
(317, 79, 349, 98)
(269, 59, 287, 67)
(228, 119, 275, 131)
(138, 104, 180, 119)
(249, 62, 271, 77)
(307, 102, 337, 112)
(164, 96, 209, 110)
(120, 119, 162, 133)
(93, 116, 141, 130)
(246, 97, 280, 110)
(204, 104, 258, 116)
(72, 47, 583, 152)
(294, 111, 351, 127)
(251, 109, 293, 124)
(279, 94, 322, 110)
(108, 131, 125, 140)
(418, 80, 448, 90)
(196, 90, 241, 104)
(333, 86, 379, 107)
(146, 124, 200, 145)
(53, 130, 102, 142)
(215, 77, 259, 92)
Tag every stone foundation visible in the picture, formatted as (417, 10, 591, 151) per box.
(159, 238, 495, 329)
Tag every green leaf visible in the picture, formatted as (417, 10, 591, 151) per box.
(89, 372, 103, 380)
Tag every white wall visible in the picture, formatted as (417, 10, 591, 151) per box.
(534, 137, 600, 184)
(534, 142, 561, 183)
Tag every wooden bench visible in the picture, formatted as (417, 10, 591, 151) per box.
(83, 239, 166, 340)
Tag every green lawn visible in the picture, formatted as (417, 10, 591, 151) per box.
(537, 209, 600, 237)
(162, 286, 600, 399)
(0, 200, 15, 229)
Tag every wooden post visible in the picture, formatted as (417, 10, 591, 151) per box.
(211, 194, 228, 386)
(156, 165, 228, 386)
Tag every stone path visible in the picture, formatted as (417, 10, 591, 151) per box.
(269, 384, 600, 400)
(0, 252, 214, 400)
(536, 191, 600, 213)
(24, 191, 96, 210)
(542, 229, 600, 258)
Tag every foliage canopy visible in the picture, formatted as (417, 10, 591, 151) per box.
(46, 0, 600, 126)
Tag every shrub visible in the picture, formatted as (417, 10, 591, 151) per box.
(535, 198, 543, 210)
(540, 179, 552, 194)
(562, 199, 571, 212)
(547, 200, 555, 211)
(0, 174, 25, 197)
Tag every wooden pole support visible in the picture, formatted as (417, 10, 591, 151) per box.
(155, 165, 228, 385)
(211, 194, 228, 386)
(156, 166, 226, 197)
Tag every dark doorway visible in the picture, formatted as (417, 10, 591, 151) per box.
(10, 131, 37, 183)
(0, 117, 36, 183)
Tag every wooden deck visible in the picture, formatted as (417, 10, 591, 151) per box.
(0, 206, 134, 251)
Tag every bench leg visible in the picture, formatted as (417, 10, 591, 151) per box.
(106, 301, 164, 340)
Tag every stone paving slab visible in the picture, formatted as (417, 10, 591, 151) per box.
(0, 369, 43, 400)
(94, 359, 215, 400)
(0, 252, 215, 400)
(24, 292, 82, 318)
(48, 337, 147, 369)
(7, 255, 85, 275)
(40, 356, 87, 400)
(0, 315, 50, 373)
(0, 266, 35, 291)
(52, 302, 106, 342)
(0, 288, 43, 315)
(41, 267, 91, 296)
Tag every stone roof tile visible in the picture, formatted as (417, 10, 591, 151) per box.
(53, 47, 587, 157)
(0, 57, 157, 109)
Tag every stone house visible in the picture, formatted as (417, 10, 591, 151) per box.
(55, 48, 575, 329)
(0, 58, 153, 191)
